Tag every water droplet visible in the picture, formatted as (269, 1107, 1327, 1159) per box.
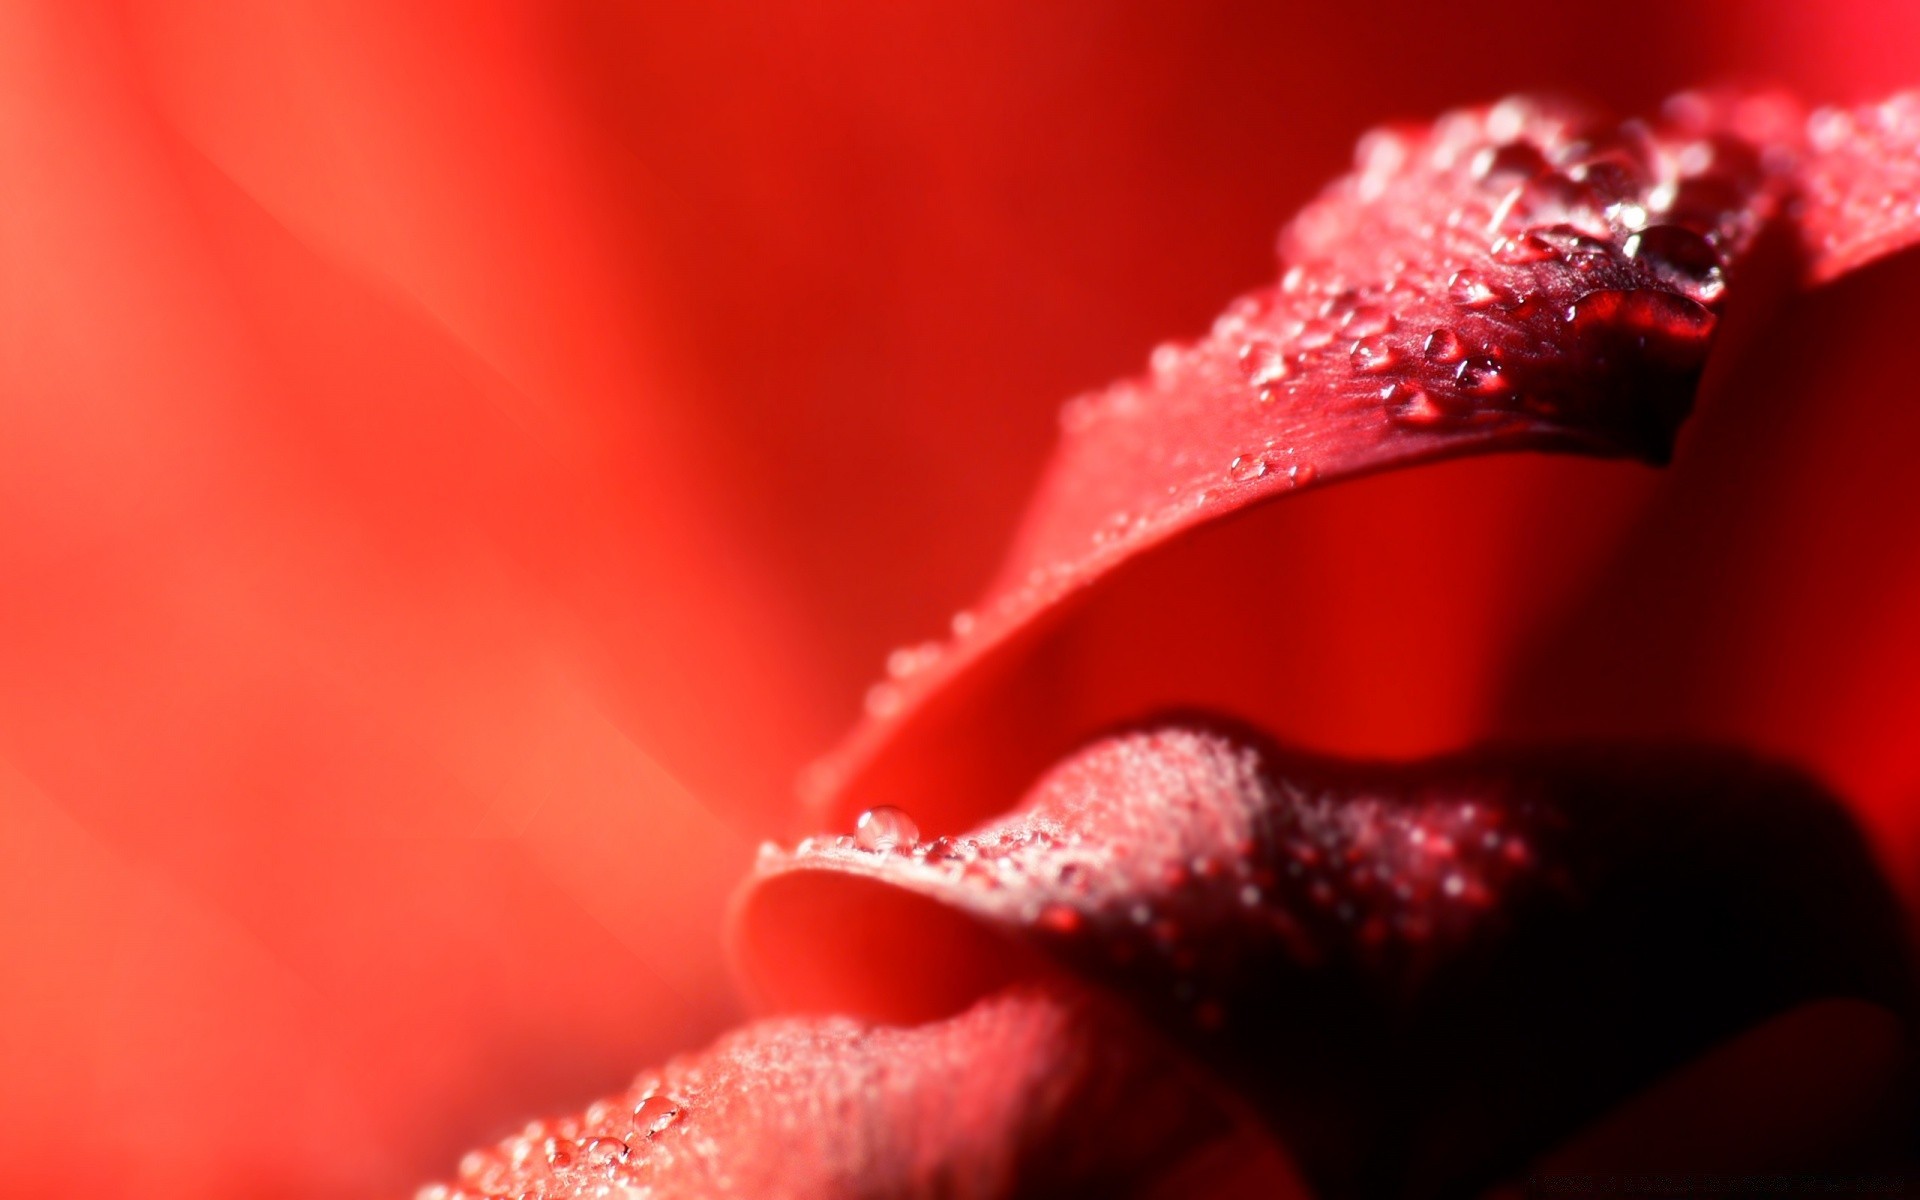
(1565, 289, 1715, 361)
(1423, 328, 1467, 364)
(855, 805, 920, 852)
(1383, 382, 1445, 427)
(1624, 224, 1725, 302)
(1470, 141, 1548, 183)
(1255, 386, 1277, 405)
(1454, 357, 1508, 396)
(1036, 904, 1084, 935)
(1513, 172, 1612, 238)
(1237, 341, 1287, 387)
(1288, 461, 1317, 487)
(863, 681, 903, 719)
(1227, 454, 1268, 483)
(949, 609, 977, 638)
(544, 1138, 579, 1169)
(885, 641, 940, 680)
(580, 1137, 631, 1167)
(1294, 319, 1336, 351)
(1149, 341, 1183, 376)
(1056, 862, 1090, 890)
(634, 1095, 684, 1138)
(1491, 233, 1558, 264)
(1447, 269, 1503, 309)
(1442, 873, 1466, 898)
(1341, 304, 1394, 337)
(1348, 336, 1396, 373)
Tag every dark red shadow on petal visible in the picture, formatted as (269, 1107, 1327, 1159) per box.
(742, 722, 1916, 1197)
(1496, 247, 1920, 902)
(1484, 999, 1912, 1193)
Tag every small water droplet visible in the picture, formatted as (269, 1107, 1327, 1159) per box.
(1454, 356, 1508, 396)
(1237, 341, 1287, 387)
(1255, 386, 1277, 405)
(949, 609, 977, 638)
(1492, 233, 1558, 264)
(634, 1095, 684, 1138)
(1349, 336, 1396, 373)
(1470, 141, 1548, 183)
(1228, 454, 1268, 483)
(1442, 873, 1466, 898)
(1149, 341, 1184, 376)
(580, 1137, 631, 1167)
(1341, 304, 1394, 337)
(1423, 328, 1467, 364)
(1294, 319, 1337, 351)
(864, 681, 903, 719)
(1624, 224, 1726, 302)
(885, 641, 941, 680)
(855, 805, 920, 852)
(1383, 382, 1445, 427)
(1037, 904, 1084, 935)
(544, 1138, 580, 1169)
(1447, 269, 1503, 309)
(1288, 461, 1317, 487)
(1565, 288, 1715, 360)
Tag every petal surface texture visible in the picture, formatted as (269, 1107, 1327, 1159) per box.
(417, 985, 1300, 1200)
(744, 723, 1914, 1195)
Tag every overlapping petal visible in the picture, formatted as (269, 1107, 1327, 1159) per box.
(743, 723, 1912, 1194)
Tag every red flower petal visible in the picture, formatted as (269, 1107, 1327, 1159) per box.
(417, 984, 1304, 1200)
(1797, 92, 1920, 283)
(802, 92, 1808, 837)
(740, 723, 1912, 1194)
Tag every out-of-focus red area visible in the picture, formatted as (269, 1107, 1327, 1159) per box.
(1, 2, 1916, 1196)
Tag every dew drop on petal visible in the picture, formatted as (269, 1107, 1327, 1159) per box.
(855, 805, 920, 852)
(634, 1095, 685, 1138)
(1237, 341, 1287, 387)
(580, 1137, 631, 1167)
(1623, 223, 1726, 302)
(1349, 336, 1396, 373)
(1447, 269, 1502, 309)
(1383, 382, 1445, 427)
(1423, 327, 1467, 364)
(1036, 904, 1085, 935)
(1341, 303, 1394, 337)
(1491, 233, 1558, 264)
(1228, 454, 1268, 483)
(1454, 356, 1508, 396)
(863, 682, 903, 719)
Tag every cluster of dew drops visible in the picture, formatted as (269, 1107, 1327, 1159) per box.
(1145, 95, 1747, 469)
(769, 770, 1553, 1034)
(853, 96, 1757, 732)
(418, 1090, 688, 1200)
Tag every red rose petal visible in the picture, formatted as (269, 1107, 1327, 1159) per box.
(417, 984, 1304, 1200)
(740, 723, 1913, 1195)
(1796, 92, 1920, 284)
(804, 92, 1804, 837)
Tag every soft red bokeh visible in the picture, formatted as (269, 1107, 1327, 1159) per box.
(2, 3, 1916, 1196)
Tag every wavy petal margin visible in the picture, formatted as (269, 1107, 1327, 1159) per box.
(745, 724, 1913, 1194)
(805, 90, 1920, 837)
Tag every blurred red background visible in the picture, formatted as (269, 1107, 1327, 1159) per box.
(2, 2, 1917, 1196)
